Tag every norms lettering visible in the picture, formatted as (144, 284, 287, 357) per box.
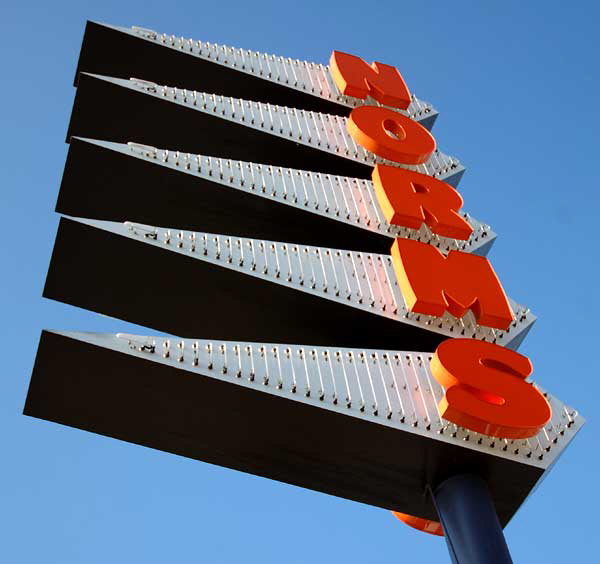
(329, 52, 550, 446)
(330, 48, 552, 536)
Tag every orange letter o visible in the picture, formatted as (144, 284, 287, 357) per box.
(348, 106, 436, 165)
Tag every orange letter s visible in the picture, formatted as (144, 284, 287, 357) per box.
(431, 339, 551, 439)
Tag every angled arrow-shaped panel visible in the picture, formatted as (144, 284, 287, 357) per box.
(43, 217, 533, 351)
(24, 330, 584, 526)
(58, 138, 493, 255)
(74, 21, 438, 128)
(66, 74, 464, 186)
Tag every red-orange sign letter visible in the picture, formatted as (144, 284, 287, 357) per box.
(372, 164, 473, 240)
(391, 239, 514, 329)
(392, 512, 443, 536)
(348, 106, 436, 165)
(431, 339, 552, 439)
(329, 50, 412, 109)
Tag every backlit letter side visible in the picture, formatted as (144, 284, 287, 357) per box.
(431, 339, 552, 439)
(348, 106, 436, 165)
(391, 239, 514, 329)
(372, 164, 473, 240)
(329, 50, 412, 109)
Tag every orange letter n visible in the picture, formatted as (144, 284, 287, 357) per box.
(391, 239, 514, 330)
(330, 50, 412, 109)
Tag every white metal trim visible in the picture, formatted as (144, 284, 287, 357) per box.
(81, 74, 464, 184)
(50, 330, 584, 471)
(102, 23, 439, 124)
(76, 138, 493, 255)
(65, 216, 534, 349)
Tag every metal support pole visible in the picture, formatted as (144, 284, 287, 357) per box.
(432, 474, 513, 564)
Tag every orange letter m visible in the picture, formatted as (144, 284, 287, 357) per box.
(391, 239, 514, 330)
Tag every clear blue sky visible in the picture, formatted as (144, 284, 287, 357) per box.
(2, 1, 598, 562)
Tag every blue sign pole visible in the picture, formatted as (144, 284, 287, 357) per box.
(432, 474, 513, 564)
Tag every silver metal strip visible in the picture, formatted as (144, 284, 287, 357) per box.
(80, 138, 493, 255)
(66, 216, 535, 349)
(115, 24, 439, 123)
(84, 74, 462, 184)
(50, 330, 584, 471)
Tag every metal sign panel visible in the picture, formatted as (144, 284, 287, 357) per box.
(74, 21, 438, 127)
(44, 216, 534, 350)
(24, 330, 584, 527)
(57, 137, 493, 255)
(67, 73, 464, 186)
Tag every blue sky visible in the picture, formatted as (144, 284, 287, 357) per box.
(2, 1, 598, 562)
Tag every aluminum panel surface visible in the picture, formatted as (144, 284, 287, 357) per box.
(47, 216, 534, 350)
(24, 330, 584, 527)
(80, 332, 587, 468)
(126, 25, 436, 118)
(74, 21, 438, 128)
(58, 138, 492, 256)
(67, 74, 464, 187)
